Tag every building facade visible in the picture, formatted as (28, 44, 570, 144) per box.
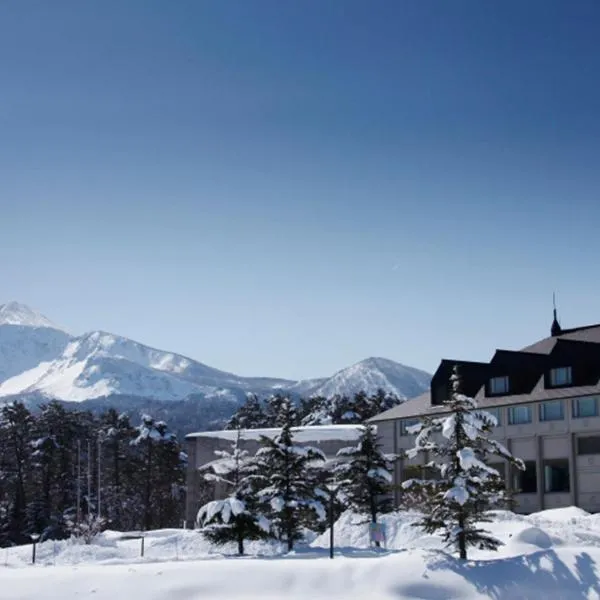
(184, 424, 363, 527)
(370, 316, 600, 514)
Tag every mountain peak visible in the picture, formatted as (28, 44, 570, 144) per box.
(0, 302, 65, 331)
(308, 356, 431, 400)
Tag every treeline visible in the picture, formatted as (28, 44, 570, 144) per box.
(0, 401, 185, 547)
(226, 388, 401, 430)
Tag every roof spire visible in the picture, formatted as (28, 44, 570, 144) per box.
(551, 292, 562, 336)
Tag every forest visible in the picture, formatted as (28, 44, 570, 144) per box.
(0, 401, 185, 547)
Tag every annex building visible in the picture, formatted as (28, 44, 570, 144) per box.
(184, 424, 363, 527)
(370, 312, 600, 514)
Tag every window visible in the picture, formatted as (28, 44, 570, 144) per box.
(573, 397, 599, 419)
(401, 465, 439, 481)
(490, 376, 509, 395)
(550, 366, 572, 387)
(577, 436, 600, 455)
(513, 460, 537, 494)
(400, 418, 420, 436)
(433, 382, 448, 405)
(508, 405, 532, 425)
(401, 465, 421, 482)
(487, 462, 506, 481)
(539, 400, 564, 422)
(544, 459, 570, 493)
(483, 407, 502, 426)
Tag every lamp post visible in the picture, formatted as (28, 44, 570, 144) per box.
(325, 482, 340, 560)
(30, 533, 40, 565)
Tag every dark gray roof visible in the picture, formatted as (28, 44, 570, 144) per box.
(370, 323, 600, 423)
(369, 392, 434, 422)
(369, 378, 600, 422)
(521, 324, 600, 354)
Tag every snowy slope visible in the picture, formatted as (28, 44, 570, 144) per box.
(0, 303, 72, 383)
(0, 330, 292, 403)
(0, 302, 430, 404)
(308, 357, 431, 399)
(0, 301, 66, 330)
(0, 325, 71, 384)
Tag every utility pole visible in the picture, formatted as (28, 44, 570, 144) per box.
(97, 436, 102, 518)
(87, 439, 92, 516)
(76, 440, 81, 525)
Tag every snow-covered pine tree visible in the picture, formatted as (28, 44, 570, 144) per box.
(369, 388, 402, 418)
(334, 424, 394, 543)
(97, 409, 138, 531)
(254, 398, 326, 551)
(196, 429, 269, 555)
(402, 365, 525, 560)
(299, 396, 331, 426)
(131, 415, 184, 531)
(264, 393, 301, 427)
(226, 394, 269, 430)
(0, 402, 35, 545)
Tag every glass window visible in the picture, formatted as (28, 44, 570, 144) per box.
(508, 405, 532, 425)
(433, 383, 448, 405)
(577, 436, 600, 455)
(400, 418, 419, 436)
(490, 376, 509, 395)
(573, 397, 599, 419)
(513, 460, 537, 494)
(539, 400, 564, 422)
(401, 465, 421, 481)
(483, 407, 502, 426)
(544, 459, 570, 493)
(487, 462, 506, 481)
(550, 366, 572, 387)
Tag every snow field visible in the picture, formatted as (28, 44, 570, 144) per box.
(3, 507, 600, 598)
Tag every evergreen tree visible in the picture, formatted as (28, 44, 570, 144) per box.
(402, 365, 525, 560)
(97, 409, 138, 530)
(0, 402, 34, 544)
(28, 402, 88, 539)
(254, 398, 326, 551)
(197, 429, 269, 555)
(299, 396, 331, 426)
(130, 415, 185, 531)
(369, 388, 402, 418)
(0, 404, 186, 547)
(226, 394, 269, 430)
(264, 393, 299, 427)
(335, 424, 394, 539)
(151, 420, 186, 529)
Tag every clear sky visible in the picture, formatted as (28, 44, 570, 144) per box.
(2, 0, 600, 380)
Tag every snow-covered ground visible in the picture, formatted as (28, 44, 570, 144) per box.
(3, 507, 600, 598)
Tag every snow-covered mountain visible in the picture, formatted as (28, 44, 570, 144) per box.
(307, 357, 432, 400)
(0, 303, 72, 384)
(0, 301, 65, 330)
(0, 302, 431, 409)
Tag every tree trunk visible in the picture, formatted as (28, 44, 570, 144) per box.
(144, 442, 153, 531)
(113, 438, 121, 527)
(458, 510, 467, 560)
(370, 496, 380, 548)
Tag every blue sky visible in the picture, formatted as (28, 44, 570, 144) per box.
(2, 1, 600, 379)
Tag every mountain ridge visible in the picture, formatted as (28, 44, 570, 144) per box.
(0, 302, 431, 417)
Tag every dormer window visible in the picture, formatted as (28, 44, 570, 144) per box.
(489, 375, 509, 395)
(550, 366, 572, 387)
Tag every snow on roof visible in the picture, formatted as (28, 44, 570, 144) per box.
(186, 424, 367, 443)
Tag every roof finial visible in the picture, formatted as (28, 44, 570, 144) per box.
(551, 292, 562, 336)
